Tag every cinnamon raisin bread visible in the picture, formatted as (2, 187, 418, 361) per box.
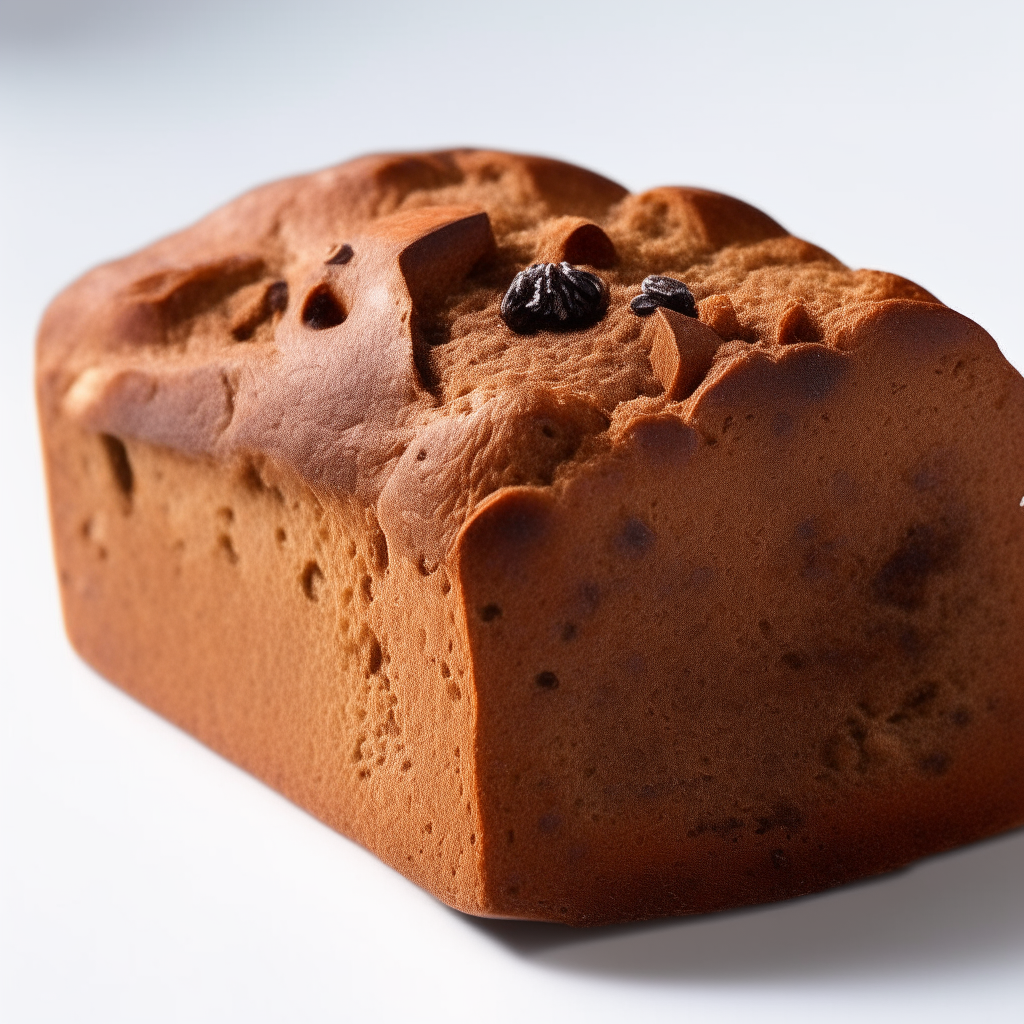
(36, 150, 1024, 925)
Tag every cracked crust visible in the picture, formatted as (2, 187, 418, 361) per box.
(37, 150, 1024, 924)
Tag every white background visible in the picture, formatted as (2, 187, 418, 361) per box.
(2, 2, 1023, 1021)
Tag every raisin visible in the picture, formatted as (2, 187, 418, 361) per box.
(630, 275, 697, 318)
(500, 262, 607, 334)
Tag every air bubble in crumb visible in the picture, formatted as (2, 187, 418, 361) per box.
(367, 635, 383, 675)
(100, 434, 133, 499)
(301, 560, 323, 600)
(218, 534, 238, 564)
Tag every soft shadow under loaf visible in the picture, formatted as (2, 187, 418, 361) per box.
(463, 827, 1024, 982)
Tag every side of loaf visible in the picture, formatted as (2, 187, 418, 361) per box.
(37, 150, 1024, 924)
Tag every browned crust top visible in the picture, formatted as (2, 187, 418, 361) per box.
(37, 149, 948, 568)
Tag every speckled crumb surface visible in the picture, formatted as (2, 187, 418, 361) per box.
(36, 150, 1024, 924)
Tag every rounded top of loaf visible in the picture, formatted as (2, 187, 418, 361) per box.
(37, 149, 953, 569)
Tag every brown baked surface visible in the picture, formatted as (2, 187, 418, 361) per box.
(37, 149, 1024, 924)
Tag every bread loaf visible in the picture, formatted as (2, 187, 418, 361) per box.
(37, 150, 1024, 925)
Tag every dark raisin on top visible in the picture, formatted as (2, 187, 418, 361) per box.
(500, 262, 608, 334)
(630, 275, 697, 318)
(326, 243, 354, 266)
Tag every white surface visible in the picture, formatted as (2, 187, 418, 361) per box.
(1, 2, 1022, 1021)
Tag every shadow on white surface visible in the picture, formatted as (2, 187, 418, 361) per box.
(463, 828, 1024, 982)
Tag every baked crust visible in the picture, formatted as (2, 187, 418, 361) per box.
(37, 150, 1024, 924)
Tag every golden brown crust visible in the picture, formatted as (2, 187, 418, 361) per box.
(40, 150, 942, 569)
(37, 150, 1024, 925)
